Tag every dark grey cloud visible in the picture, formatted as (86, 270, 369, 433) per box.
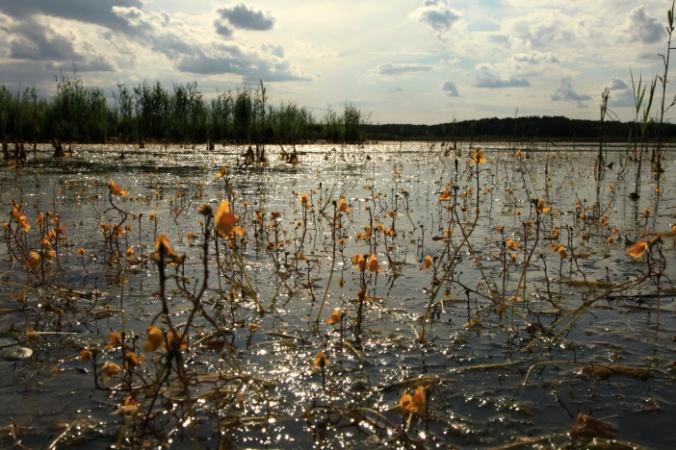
(624, 6, 663, 44)
(218, 4, 274, 31)
(111, 8, 304, 82)
(177, 46, 306, 82)
(606, 78, 628, 91)
(177, 54, 240, 75)
(605, 78, 634, 108)
(7, 20, 79, 61)
(0, 61, 59, 89)
(94, 7, 189, 59)
(0, 0, 141, 31)
(378, 63, 433, 75)
(0, 1, 302, 85)
(151, 33, 198, 59)
(417, 0, 460, 36)
(111, 7, 177, 45)
(112, 8, 303, 82)
(2, 17, 114, 73)
(474, 65, 529, 88)
(475, 76, 529, 88)
(0, 58, 111, 95)
(442, 81, 459, 97)
(214, 19, 234, 39)
(0, 1, 141, 78)
(551, 78, 591, 107)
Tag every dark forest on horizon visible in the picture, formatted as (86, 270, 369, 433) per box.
(366, 116, 676, 142)
(2, 78, 676, 145)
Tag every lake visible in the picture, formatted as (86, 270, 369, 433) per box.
(0, 141, 674, 449)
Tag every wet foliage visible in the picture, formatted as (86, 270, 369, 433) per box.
(0, 142, 674, 449)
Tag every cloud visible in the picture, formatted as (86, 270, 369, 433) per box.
(474, 64, 529, 88)
(214, 19, 233, 39)
(511, 13, 575, 48)
(638, 51, 660, 60)
(623, 6, 663, 44)
(46, 59, 114, 73)
(551, 78, 591, 107)
(416, 0, 460, 38)
(0, 0, 141, 31)
(377, 63, 433, 76)
(3, 17, 114, 72)
(489, 34, 513, 48)
(608, 89, 635, 108)
(0, 61, 61, 89)
(604, 78, 635, 108)
(442, 81, 459, 96)
(512, 51, 560, 65)
(7, 19, 80, 61)
(475, 76, 529, 88)
(113, 7, 196, 58)
(0, 1, 301, 84)
(0, 0, 661, 123)
(110, 7, 302, 82)
(177, 45, 306, 82)
(605, 77, 628, 91)
(262, 44, 284, 58)
(218, 3, 274, 31)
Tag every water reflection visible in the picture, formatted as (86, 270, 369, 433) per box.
(0, 142, 674, 449)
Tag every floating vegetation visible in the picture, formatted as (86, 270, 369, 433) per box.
(0, 141, 674, 449)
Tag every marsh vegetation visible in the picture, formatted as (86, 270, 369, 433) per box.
(0, 79, 366, 146)
(1, 4, 676, 449)
(0, 140, 674, 449)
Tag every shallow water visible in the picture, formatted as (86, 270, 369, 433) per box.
(0, 142, 674, 449)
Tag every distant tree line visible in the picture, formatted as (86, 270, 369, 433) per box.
(365, 116, 676, 142)
(4, 77, 675, 146)
(0, 78, 366, 145)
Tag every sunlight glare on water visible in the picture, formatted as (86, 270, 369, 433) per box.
(0, 142, 674, 449)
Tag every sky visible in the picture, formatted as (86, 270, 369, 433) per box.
(0, 0, 673, 124)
